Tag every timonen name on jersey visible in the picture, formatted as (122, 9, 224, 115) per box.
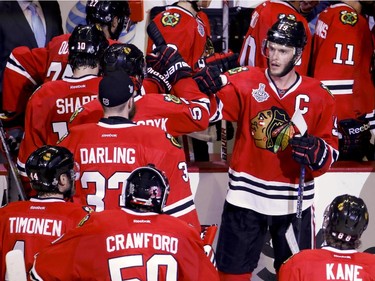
(9, 217, 62, 237)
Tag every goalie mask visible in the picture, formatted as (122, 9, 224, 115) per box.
(86, 0, 131, 40)
(323, 194, 369, 246)
(25, 145, 75, 197)
(123, 165, 169, 213)
(262, 17, 307, 75)
(102, 43, 145, 90)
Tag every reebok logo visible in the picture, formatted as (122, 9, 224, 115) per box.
(348, 123, 370, 135)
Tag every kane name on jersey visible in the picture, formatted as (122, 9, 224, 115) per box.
(326, 262, 362, 280)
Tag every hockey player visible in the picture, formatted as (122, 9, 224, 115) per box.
(57, 70, 201, 234)
(17, 24, 109, 198)
(0, 145, 90, 280)
(1, 0, 129, 123)
(239, 0, 312, 75)
(30, 165, 219, 281)
(69, 43, 211, 137)
(146, 0, 213, 70)
(279, 194, 375, 280)
(191, 17, 338, 280)
(310, 1, 375, 161)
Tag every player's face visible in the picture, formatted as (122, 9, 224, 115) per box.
(266, 42, 295, 77)
(197, 0, 212, 8)
(299, 1, 319, 14)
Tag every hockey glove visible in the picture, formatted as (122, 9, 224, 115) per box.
(146, 67, 172, 92)
(146, 45, 192, 85)
(194, 51, 240, 72)
(338, 118, 371, 161)
(289, 135, 328, 170)
(193, 65, 223, 95)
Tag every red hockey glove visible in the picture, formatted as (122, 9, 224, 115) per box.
(194, 51, 239, 72)
(338, 118, 371, 161)
(193, 65, 223, 95)
(146, 67, 172, 92)
(289, 135, 328, 170)
(146, 45, 192, 85)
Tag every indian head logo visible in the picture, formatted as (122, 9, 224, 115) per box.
(250, 107, 295, 153)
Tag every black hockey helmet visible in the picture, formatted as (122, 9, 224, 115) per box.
(266, 16, 307, 49)
(86, 0, 131, 40)
(25, 145, 75, 194)
(123, 164, 170, 213)
(323, 194, 369, 243)
(69, 24, 109, 57)
(102, 43, 145, 81)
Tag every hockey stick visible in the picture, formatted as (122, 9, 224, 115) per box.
(5, 250, 27, 281)
(286, 110, 308, 252)
(296, 164, 305, 245)
(0, 120, 27, 201)
(201, 224, 218, 265)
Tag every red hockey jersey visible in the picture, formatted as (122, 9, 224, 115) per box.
(279, 246, 375, 280)
(209, 66, 338, 216)
(0, 198, 89, 280)
(239, 0, 312, 75)
(17, 75, 101, 194)
(57, 118, 201, 233)
(311, 3, 375, 120)
(69, 92, 210, 137)
(2, 34, 115, 114)
(147, 5, 211, 68)
(30, 209, 219, 281)
(3, 34, 72, 114)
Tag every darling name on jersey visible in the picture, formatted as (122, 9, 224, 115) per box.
(106, 233, 179, 254)
(56, 94, 97, 114)
(80, 147, 136, 164)
(8, 217, 62, 236)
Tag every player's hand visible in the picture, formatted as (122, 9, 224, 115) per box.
(194, 51, 239, 72)
(5, 126, 23, 155)
(289, 135, 328, 170)
(146, 67, 172, 93)
(193, 65, 223, 95)
(146, 45, 192, 85)
(338, 118, 371, 161)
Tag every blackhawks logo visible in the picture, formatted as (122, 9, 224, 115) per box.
(161, 12, 180, 27)
(250, 107, 295, 153)
(340, 10, 358, 26)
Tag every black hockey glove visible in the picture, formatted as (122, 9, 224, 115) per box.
(146, 45, 192, 85)
(146, 67, 172, 92)
(194, 51, 240, 72)
(338, 118, 371, 161)
(289, 135, 328, 170)
(4, 126, 23, 155)
(193, 65, 223, 95)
